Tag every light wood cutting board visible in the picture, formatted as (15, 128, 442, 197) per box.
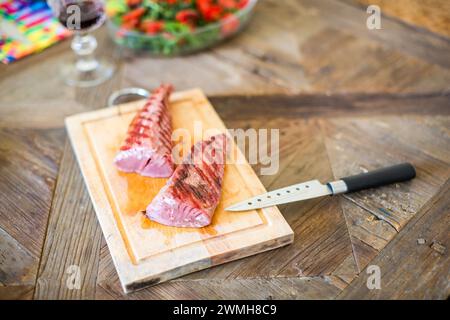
(65, 88, 294, 293)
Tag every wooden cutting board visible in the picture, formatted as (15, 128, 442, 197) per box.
(65, 88, 293, 293)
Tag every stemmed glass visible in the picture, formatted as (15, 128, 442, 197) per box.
(47, 0, 115, 87)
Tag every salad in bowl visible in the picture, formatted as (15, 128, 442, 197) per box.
(106, 0, 257, 55)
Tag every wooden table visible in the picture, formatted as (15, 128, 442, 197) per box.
(0, 0, 449, 300)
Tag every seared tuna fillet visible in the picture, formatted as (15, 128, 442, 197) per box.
(114, 84, 174, 177)
(146, 134, 228, 228)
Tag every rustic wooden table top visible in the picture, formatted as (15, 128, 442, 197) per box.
(0, 0, 449, 300)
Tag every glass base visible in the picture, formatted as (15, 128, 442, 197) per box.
(61, 58, 115, 87)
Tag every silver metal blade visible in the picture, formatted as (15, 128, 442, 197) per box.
(225, 180, 332, 211)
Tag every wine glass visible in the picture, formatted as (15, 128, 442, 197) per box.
(47, 0, 115, 87)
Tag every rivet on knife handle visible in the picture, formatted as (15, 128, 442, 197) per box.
(328, 162, 416, 194)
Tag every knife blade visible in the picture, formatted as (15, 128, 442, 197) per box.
(225, 163, 416, 212)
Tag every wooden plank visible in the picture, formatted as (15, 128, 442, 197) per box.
(1, 0, 450, 117)
(222, 117, 356, 279)
(339, 180, 450, 299)
(0, 0, 448, 299)
(34, 141, 103, 300)
(97, 242, 341, 300)
(356, 0, 450, 38)
(0, 128, 64, 257)
(120, 0, 310, 95)
(0, 227, 37, 287)
(323, 116, 450, 231)
(277, 197, 357, 277)
(2, 92, 448, 299)
(339, 199, 394, 271)
(164, 118, 356, 280)
(327, 250, 363, 289)
(210, 92, 450, 121)
(322, 115, 450, 280)
(0, 127, 64, 297)
(118, 0, 450, 95)
(95, 104, 450, 299)
(1, 0, 450, 129)
(100, 277, 341, 300)
(299, 28, 450, 92)
(66, 89, 293, 293)
(0, 285, 34, 300)
(305, 0, 450, 69)
(340, 199, 398, 251)
(95, 285, 117, 300)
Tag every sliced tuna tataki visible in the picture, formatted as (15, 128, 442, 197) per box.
(114, 84, 174, 178)
(146, 134, 228, 228)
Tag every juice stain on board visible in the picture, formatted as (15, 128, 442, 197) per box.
(120, 171, 167, 216)
(120, 168, 220, 242)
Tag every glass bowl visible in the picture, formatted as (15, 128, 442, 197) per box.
(106, 0, 258, 56)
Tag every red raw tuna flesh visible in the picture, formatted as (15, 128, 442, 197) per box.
(114, 84, 174, 177)
(146, 134, 228, 228)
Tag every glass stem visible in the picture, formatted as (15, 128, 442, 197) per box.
(71, 33, 99, 73)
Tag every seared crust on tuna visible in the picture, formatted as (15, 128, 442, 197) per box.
(114, 84, 174, 177)
(146, 134, 228, 228)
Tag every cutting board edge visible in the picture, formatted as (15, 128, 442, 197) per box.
(65, 89, 294, 294)
(123, 231, 294, 293)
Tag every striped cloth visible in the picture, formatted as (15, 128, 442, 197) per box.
(0, 0, 70, 64)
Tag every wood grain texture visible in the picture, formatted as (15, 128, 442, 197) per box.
(210, 92, 450, 121)
(117, 0, 450, 94)
(0, 227, 37, 287)
(106, 277, 341, 300)
(338, 199, 393, 272)
(93, 99, 449, 298)
(1, 0, 450, 103)
(182, 119, 356, 280)
(307, 0, 450, 69)
(0, 285, 34, 300)
(0, 128, 64, 257)
(1, 92, 448, 299)
(339, 180, 450, 299)
(1, 0, 450, 299)
(0, 128, 64, 299)
(323, 116, 450, 231)
(34, 141, 103, 299)
(356, 0, 450, 37)
(97, 239, 341, 300)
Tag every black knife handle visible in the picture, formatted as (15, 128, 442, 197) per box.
(341, 163, 416, 193)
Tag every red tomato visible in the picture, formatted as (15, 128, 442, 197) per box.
(142, 21, 165, 34)
(201, 4, 223, 21)
(197, 0, 212, 12)
(175, 9, 198, 23)
(121, 18, 139, 30)
(122, 7, 146, 23)
(218, 0, 238, 9)
(221, 13, 240, 36)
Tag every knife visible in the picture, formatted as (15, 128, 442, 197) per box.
(225, 163, 416, 212)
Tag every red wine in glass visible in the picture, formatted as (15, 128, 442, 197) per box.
(47, 0, 114, 87)
(57, 0, 106, 32)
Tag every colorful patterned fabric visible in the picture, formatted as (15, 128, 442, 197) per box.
(0, 0, 70, 64)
